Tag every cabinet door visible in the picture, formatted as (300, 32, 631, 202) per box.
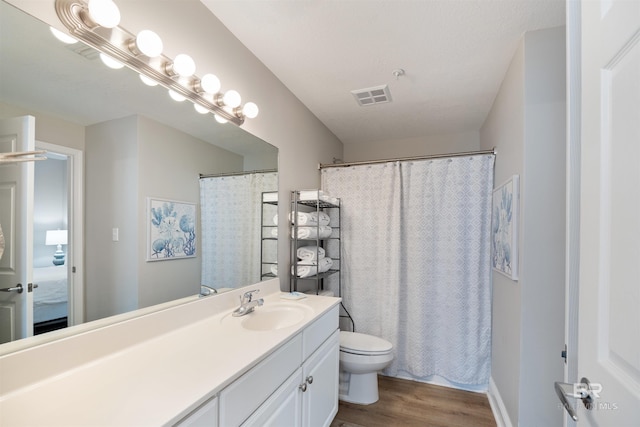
(175, 396, 218, 427)
(242, 368, 303, 427)
(301, 330, 340, 427)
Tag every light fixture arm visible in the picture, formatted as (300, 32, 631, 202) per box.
(54, 0, 244, 125)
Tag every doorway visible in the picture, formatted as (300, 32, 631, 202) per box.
(34, 141, 83, 333)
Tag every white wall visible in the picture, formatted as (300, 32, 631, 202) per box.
(480, 27, 566, 427)
(136, 115, 244, 308)
(0, 102, 85, 150)
(344, 130, 479, 161)
(481, 39, 525, 426)
(84, 115, 246, 320)
(85, 116, 139, 320)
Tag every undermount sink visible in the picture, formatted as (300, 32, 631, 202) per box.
(235, 303, 311, 331)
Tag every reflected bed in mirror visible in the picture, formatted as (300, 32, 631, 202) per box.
(0, 0, 277, 353)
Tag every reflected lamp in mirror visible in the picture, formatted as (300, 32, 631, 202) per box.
(45, 230, 68, 266)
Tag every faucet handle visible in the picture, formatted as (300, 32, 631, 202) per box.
(242, 289, 260, 303)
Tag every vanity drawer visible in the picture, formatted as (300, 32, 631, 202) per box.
(219, 333, 303, 427)
(302, 305, 339, 360)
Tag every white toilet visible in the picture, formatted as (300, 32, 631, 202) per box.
(338, 331, 394, 405)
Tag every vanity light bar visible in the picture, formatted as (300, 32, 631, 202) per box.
(54, 0, 258, 126)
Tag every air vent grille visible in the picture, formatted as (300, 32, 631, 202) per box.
(351, 84, 392, 106)
(66, 43, 100, 60)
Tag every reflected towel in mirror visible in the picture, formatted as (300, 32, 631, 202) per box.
(292, 225, 332, 239)
(297, 246, 325, 261)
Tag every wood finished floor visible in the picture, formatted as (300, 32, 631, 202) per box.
(330, 375, 497, 427)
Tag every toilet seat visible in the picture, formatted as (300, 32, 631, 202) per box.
(339, 331, 393, 356)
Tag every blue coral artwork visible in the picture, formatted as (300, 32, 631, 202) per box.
(147, 198, 197, 261)
(492, 175, 519, 280)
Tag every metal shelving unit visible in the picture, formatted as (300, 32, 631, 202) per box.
(290, 190, 354, 331)
(260, 191, 278, 280)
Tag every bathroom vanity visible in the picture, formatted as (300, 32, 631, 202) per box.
(0, 279, 340, 426)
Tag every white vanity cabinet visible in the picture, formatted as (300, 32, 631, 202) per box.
(224, 305, 340, 427)
(175, 396, 219, 427)
(243, 329, 339, 427)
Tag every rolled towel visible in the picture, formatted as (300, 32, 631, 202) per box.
(317, 256, 333, 273)
(287, 211, 330, 226)
(271, 228, 278, 238)
(297, 245, 325, 261)
(310, 211, 331, 226)
(292, 257, 333, 278)
(270, 265, 278, 276)
(292, 265, 317, 278)
(292, 225, 332, 239)
(273, 214, 279, 225)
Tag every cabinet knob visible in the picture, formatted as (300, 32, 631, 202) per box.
(306, 375, 313, 384)
(299, 382, 308, 392)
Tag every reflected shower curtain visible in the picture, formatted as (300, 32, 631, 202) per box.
(321, 155, 494, 388)
(200, 172, 277, 289)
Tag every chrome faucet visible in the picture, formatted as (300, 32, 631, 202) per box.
(232, 289, 264, 317)
(199, 285, 217, 297)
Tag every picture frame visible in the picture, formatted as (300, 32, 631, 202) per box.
(492, 175, 519, 280)
(147, 197, 196, 261)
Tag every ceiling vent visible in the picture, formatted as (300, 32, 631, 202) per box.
(66, 43, 100, 60)
(351, 84, 392, 107)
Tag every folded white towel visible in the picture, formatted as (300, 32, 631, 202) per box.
(292, 257, 333, 278)
(262, 192, 278, 202)
(287, 211, 330, 226)
(298, 190, 339, 205)
(292, 225, 332, 239)
(297, 246, 325, 261)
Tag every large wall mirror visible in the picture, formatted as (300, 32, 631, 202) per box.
(0, 0, 278, 352)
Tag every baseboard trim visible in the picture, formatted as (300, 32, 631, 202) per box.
(487, 377, 513, 427)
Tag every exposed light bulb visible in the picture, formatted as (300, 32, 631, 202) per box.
(99, 53, 124, 69)
(168, 90, 186, 102)
(171, 54, 196, 77)
(242, 102, 259, 119)
(139, 74, 158, 86)
(49, 27, 77, 44)
(222, 90, 241, 108)
(200, 74, 221, 94)
(87, 0, 121, 28)
(132, 30, 163, 57)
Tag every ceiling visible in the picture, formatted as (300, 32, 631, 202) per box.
(201, 0, 566, 146)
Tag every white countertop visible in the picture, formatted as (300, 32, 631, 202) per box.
(0, 282, 340, 426)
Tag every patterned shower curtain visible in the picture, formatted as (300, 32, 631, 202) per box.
(321, 155, 494, 389)
(200, 172, 277, 289)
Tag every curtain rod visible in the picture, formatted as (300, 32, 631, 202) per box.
(199, 168, 277, 179)
(318, 147, 496, 169)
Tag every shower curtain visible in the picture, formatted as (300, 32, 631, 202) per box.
(200, 172, 277, 289)
(321, 155, 494, 389)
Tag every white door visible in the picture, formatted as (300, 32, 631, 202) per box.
(573, 0, 640, 425)
(0, 116, 35, 343)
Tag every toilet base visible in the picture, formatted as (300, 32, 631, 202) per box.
(338, 371, 380, 405)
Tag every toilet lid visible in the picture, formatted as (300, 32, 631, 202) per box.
(340, 331, 393, 355)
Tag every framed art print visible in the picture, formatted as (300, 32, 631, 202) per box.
(147, 198, 196, 261)
(492, 175, 519, 280)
